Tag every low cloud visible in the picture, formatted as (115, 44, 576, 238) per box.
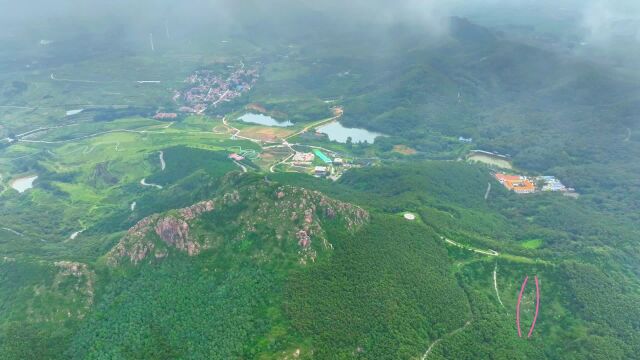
(581, 1, 640, 45)
(4, 0, 640, 48)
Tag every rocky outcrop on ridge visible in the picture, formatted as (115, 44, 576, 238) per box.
(107, 200, 216, 266)
(106, 179, 368, 266)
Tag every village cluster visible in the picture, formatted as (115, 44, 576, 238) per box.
(174, 65, 259, 115)
(494, 173, 575, 195)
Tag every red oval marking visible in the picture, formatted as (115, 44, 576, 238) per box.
(516, 276, 529, 337)
(528, 276, 540, 338)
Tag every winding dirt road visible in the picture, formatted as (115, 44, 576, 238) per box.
(50, 73, 161, 84)
(140, 178, 163, 189)
(158, 151, 166, 171)
(233, 160, 247, 173)
(269, 153, 294, 173)
(421, 321, 472, 359)
(0, 174, 6, 196)
(442, 236, 499, 256)
(484, 182, 492, 200)
(1, 227, 24, 237)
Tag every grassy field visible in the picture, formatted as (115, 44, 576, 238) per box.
(467, 153, 513, 169)
(520, 239, 544, 249)
(0, 111, 261, 246)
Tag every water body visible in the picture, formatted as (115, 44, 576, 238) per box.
(238, 113, 293, 127)
(316, 121, 384, 143)
(10, 175, 38, 193)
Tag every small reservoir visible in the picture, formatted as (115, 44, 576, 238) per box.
(238, 113, 293, 127)
(316, 121, 383, 143)
(10, 175, 38, 193)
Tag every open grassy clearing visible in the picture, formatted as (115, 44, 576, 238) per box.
(521, 239, 544, 249)
(0, 114, 261, 244)
(467, 153, 513, 169)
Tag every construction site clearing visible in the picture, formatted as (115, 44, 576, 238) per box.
(494, 173, 576, 195)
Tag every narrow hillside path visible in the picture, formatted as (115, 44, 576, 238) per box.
(18, 128, 168, 144)
(1, 227, 24, 237)
(442, 236, 499, 256)
(158, 151, 166, 171)
(50, 73, 162, 84)
(69, 228, 86, 240)
(421, 321, 472, 360)
(50, 73, 101, 83)
(494, 263, 505, 307)
(484, 182, 492, 200)
(222, 116, 264, 143)
(16, 121, 182, 146)
(0, 105, 35, 110)
(140, 178, 163, 189)
(233, 160, 247, 173)
(270, 153, 294, 173)
(0, 174, 7, 196)
(16, 123, 82, 138)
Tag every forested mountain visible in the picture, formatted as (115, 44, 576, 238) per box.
(1, 2, 639, 359)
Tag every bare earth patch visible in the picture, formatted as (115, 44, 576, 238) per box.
(246, 103, 268, 113)
(240, 126, 295, 142)
(393, 145, 417, 155)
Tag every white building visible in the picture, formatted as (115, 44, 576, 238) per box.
(314, 166, 327, 176)
(293, 152, 315, 162)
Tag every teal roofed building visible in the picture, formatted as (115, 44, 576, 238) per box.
(313, 149, 332, 164)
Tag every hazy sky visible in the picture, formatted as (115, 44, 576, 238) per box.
(1, 0, 639, 45)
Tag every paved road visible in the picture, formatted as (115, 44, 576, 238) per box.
(212, 89, 231, 107)
(270, 153, 294, 173)
(284, 114, 340, 140)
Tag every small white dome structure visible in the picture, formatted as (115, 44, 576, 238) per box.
(403, 213, 416, 221)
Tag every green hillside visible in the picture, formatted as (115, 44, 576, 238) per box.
(1, 4, 639, 359)
(58, 174, 468, 359)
